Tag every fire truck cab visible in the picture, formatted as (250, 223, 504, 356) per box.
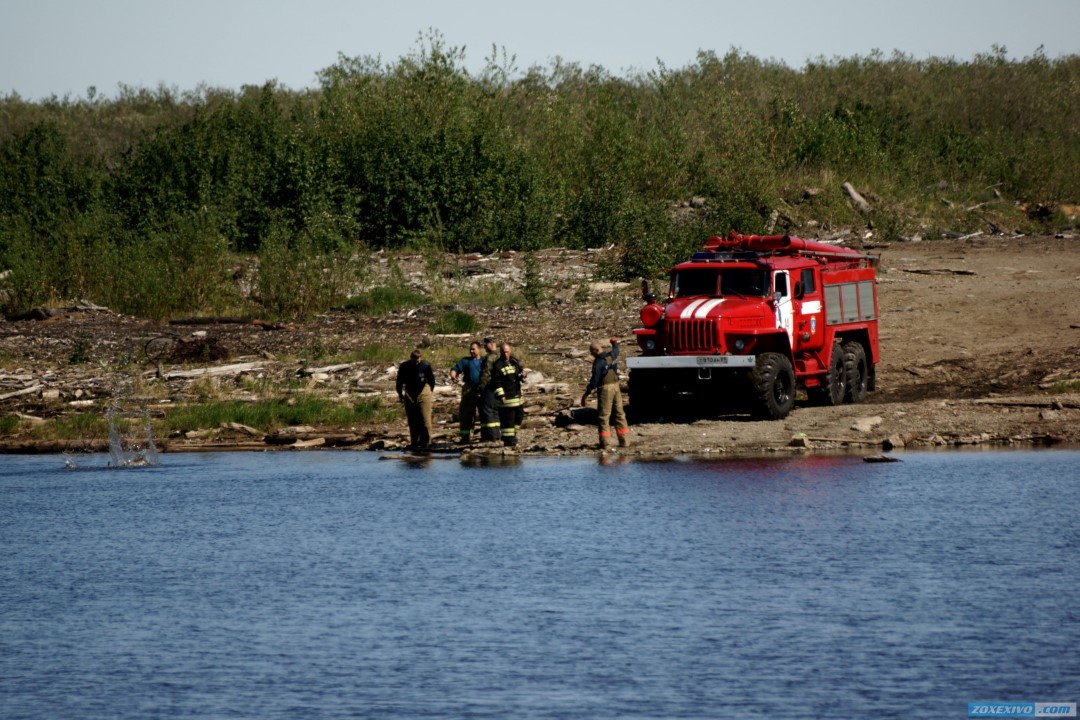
(628, 232, 880, 420)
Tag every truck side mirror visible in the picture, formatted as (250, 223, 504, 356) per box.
(640, 279, 657, 304)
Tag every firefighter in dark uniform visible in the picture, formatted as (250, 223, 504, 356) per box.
(396, 349, 436, 449)
(489, 342, 527, 447)
(580, 337, 630, 449)
(476, 336, 502, 442)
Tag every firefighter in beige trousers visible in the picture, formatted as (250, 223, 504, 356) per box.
(580, 337, 630, 449)
(396, 349, 436, 449)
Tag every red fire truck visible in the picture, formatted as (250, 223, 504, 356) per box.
(628, 232, 880, 420)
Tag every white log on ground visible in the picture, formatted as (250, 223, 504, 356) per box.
(0, 384, 44, 401)
(841, 182, 872, 213)
(158, 362, 263, 380)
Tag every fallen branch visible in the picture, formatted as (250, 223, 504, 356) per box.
(0, 384, 43, 401)
(170, 316, 253, 325)
(805, 436, 882, 446)
(298, 363, 355, 376)
(156, 362, 263, 380)
(972, 398, 1080, 409)
(168, 317, 291, 331)
(900, 268, 977, 276)
(5, 301, 113, 321)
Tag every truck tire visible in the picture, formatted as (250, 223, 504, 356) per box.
(751, 352, 795, 420)
(843, 341, 869, 403)
(809, 344, 846, 406)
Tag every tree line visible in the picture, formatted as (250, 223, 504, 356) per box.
(2, 36, 1077, 318)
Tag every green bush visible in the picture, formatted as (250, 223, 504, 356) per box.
(2, 40, 1078, 318)
(521, 253, 544, 307)
(256, 222, 364, 319)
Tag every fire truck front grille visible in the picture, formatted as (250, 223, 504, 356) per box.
(667, 318, 718, 352)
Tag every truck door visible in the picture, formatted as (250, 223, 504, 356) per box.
(773, 271, 793, 349)
(793, 267, 825, 351)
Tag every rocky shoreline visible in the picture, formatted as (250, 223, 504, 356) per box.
(2, 236, 1079, 459)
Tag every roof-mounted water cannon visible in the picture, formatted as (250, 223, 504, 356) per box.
(703, 232, 879, 267)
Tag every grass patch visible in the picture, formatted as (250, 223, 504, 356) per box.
(49, 413, 112, 440)
(0, 415, 21, 436)
(1049, 379, 1080, 394)
(430, 310, 479, 334)
(343, 286, 428, 316)
(424, 346, 470, 371)
(69, 337, 93, 365)
(347, 344, 409, 363)
(443, 279, 526, 308)
(301, 336, 342, 363)
(160, 395, 396, 433)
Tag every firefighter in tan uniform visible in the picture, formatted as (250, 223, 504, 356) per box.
(580, 337, 630, 449)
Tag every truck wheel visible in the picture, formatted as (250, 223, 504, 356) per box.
(751, 352, 795, 420)
(809, 344, 846, 406)
(843, 341, 868, 403)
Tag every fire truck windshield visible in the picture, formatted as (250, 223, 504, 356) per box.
(671, 268, 767, 298)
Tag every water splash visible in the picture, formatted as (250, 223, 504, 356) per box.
(107, 405, 158, 468)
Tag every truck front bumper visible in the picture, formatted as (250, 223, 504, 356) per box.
(627, 355, 756, 370)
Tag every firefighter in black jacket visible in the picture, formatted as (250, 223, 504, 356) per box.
(476, 336, 502, 442)
(396, 349, 436, 449)
(488, 342, 527, 447)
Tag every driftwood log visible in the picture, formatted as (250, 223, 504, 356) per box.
(153, 362, 264, 381)
(841, 182, 872, 214)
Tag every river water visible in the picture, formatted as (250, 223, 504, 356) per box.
(1, 449, 1077, 719)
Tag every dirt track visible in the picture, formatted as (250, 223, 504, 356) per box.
(1, 235, 1079, 457)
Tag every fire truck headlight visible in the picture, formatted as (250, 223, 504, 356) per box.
(640, 303, 663, 328)
(733, 339, 746, 351)
(644, 339, 656, 352)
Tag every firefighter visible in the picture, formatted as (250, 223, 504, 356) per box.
(476, 336, 502, 442)
(580, 337, 630, 449)
(489, 342, 527, 448)
(396, 348, 435, 450)
(449, 340, 483, 443)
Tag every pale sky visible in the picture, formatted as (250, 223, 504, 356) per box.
(2, 0, 1078, 100)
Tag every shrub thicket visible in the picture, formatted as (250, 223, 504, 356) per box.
(2, 37, 1077, 316)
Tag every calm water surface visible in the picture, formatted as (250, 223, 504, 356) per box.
(1, 449, 1078, 719)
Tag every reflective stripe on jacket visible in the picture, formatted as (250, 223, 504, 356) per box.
(490, 357, 524, 405)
